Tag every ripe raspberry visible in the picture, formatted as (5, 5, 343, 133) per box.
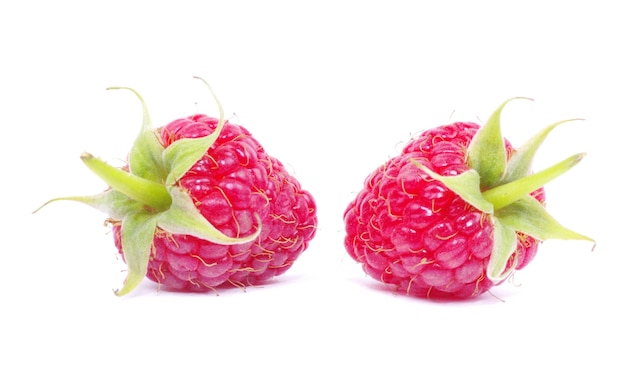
(344, 98, 593, 299)
(35, 78, 317, 296)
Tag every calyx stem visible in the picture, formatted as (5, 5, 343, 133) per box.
(80, 152, 172, 212)
(482, 152, 586, 210)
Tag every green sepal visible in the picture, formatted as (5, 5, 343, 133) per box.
(158, 186, 262, 245)
(501, 118, 583, 184)
(115, 211, 158, 296)
(107, 87, 168, 184)
(486, 217, 518, 282)
(482, 153, 586, 210)
(32, 189, 144, 221)
(411, 160, 494, 214)
(80, 152, 172, 212)
(467, 97, 532, 189)
(163, 129, 223, 186)
(486, 196, 595, 282)
(164, 77, 225, 186)
(495, 195, 594, 243)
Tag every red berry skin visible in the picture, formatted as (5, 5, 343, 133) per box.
(344, 122, 544, 299)
(113, 114, 317, 291)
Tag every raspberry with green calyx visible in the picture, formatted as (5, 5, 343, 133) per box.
(35, 77, 318, 296)
(344, 98, 594, 299)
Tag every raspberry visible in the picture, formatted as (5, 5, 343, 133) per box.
(35, 78, 317, 295)
(344, 98, 593, 299)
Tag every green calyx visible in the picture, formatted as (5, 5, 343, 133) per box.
(412, 98, 595, 282)
(34, 77, 261, 296)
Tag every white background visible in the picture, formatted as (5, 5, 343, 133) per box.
(2, 1, 623, 374)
